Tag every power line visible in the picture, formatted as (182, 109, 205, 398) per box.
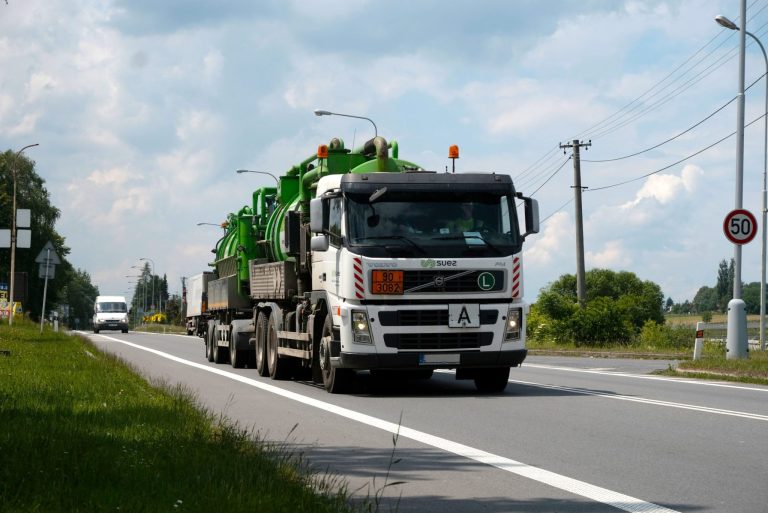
(541, 197, 575, 225)
(527, 155, 572, 197)
(587, 111, 766, 192)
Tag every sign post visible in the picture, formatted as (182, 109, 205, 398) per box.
(35, 242, 61, 334)
(723, 209, 757, 359)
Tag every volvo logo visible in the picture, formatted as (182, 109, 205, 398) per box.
(434, 276, 445, 287)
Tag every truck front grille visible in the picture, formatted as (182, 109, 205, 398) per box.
(403, 270, 504, 293)
(378, 310, 498, 326)
(383, 332, 493, 350)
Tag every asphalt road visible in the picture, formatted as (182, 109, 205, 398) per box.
(79, 330, 768, 513)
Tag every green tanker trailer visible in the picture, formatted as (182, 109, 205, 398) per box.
(196, 135, 540, 393)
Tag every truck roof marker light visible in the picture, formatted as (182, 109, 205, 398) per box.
(318, 145, 329, 158)
(449, 145, 459, 173)
(334, 306, 341, 317)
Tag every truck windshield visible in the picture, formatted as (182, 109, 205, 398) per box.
(346, 191, 521, 258)
(97, 302, 127, 313)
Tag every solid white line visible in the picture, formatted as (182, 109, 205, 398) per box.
(524, 363, 768, 393)
(508, 379, 768, 422)
(85, 333, 678, 513)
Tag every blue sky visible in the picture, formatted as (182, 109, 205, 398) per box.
(1, 0, 766, 305)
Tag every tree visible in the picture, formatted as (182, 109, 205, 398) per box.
(534, 269, 665, 345)
(0, 151, 70, 320)
(665, 297, 674, 311)
(742, 282, 761, 315)
(693, 286, 718, 313)
(57, 268, 99, 328)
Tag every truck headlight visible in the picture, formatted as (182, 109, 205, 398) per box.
(504, 308, 522, 342)
(351, 310, 372, 344)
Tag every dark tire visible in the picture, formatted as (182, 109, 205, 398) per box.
(255, 312, 269, 376)
(229, 326, 246, 369)
(267, 313, 291, 380)
(93, 328, 99, 334)
(205, 320, 215, 362)
(212, 322, 229, 364)
(320, 314, 353, 393)
(122, 329, 128, 334)
(474, 367, 510, 393)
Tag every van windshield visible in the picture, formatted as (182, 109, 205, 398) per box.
(97, 302, 127, 313)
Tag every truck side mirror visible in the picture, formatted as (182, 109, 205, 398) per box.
(522, 196, 539, 239)
(309, 197, 326, 233)
(310, 234, 329, 252)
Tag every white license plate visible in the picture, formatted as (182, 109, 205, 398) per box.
(420, 353, 461, 365)
(448, 303, 480, 328)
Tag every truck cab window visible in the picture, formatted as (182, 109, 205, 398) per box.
(328, 197, 342, 247)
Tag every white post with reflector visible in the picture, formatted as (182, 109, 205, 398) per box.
(693, 322, 704, 360)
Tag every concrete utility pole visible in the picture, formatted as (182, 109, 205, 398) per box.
(725, 0, 750, 360)
(560, 140, 591, 307)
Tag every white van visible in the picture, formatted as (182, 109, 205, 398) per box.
(93, 295, 129, 334)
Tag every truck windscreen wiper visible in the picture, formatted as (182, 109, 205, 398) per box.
(434, 234, 503, 255)
(353, 235, 427, 254)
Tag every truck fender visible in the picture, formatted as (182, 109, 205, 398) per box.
(230, 319, 254, 351)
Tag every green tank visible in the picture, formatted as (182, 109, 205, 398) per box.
(211, 136, 421, 298)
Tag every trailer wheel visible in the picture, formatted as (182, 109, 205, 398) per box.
(267, 313, 292, 380)
(473, 367, 510, 393)
(255, 312, 269, 376)
(320, 314, 353, 394)
(229, 326, 246, 369)
(212, 322, 229, 364)
(205, 320, 215, 362)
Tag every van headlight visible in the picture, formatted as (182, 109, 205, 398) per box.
(351, 310, 372, 344)
(504, 308, 521, 342)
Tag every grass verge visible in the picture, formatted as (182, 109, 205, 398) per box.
(658, 346, 768, 385)
(0, 319, 359, 513)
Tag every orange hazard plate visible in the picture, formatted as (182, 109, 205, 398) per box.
(371, 270, 403, 295)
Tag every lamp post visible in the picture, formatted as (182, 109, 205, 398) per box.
(197, 222, 227, 233)
(139, 257, 156, 315)
(8, 143, 38, 326)
(314, 109, 378, 137)
(717, 11, 766, 352)
(235, 169, 279, 184)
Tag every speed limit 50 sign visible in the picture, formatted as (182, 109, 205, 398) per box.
(723, 209, 758, 245)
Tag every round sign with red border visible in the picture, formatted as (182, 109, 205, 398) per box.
(723, 209, 758, 245)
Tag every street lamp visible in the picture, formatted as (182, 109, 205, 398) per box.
(130, 265, 148, 314)
(8, 143, 38, 326)
(139, 257, 156, 315)
(717, 13, 767, 352)
(197, 222, 227, 233)
(235, 169, 279, 184)
(314, 109, 378, 137)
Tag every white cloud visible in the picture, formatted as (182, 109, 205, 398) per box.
(9, 113, 41, 135)
(622, 164, 702, 208)
(587, 240, 632, 268)
(524, 211, 571, 266)
(86, 167, 137, 187)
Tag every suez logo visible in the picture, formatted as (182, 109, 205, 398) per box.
(420, 259, 457, 268)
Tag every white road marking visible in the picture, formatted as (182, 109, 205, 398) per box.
(85, 332, 678, 513)
(524, 363, 768, 393)
(509, 379, 768, 422)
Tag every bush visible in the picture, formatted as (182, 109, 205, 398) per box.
(568, 297, 634, 346)
(637, 320, 695, 349)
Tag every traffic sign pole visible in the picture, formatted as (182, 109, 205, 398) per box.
(723, 209, 756, 359)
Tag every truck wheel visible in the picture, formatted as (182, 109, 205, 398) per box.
(255, 312, 269, 376)
(267, 314, 291, 380)
(320, 315, 353, 394)
(205, 320, 215, 362)
(212, 322, 229, 364)
(474, 367, 510, 393)
(229, 327, 245, 369)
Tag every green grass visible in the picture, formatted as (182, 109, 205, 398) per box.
(662, 345, 768, 385)
(131, 322, 186, 334)
(0, 319, 359, 513)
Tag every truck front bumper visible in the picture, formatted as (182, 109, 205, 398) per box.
(335, 349, 527, 370)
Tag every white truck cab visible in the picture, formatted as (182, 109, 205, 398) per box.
(93, 295, 129, 334)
